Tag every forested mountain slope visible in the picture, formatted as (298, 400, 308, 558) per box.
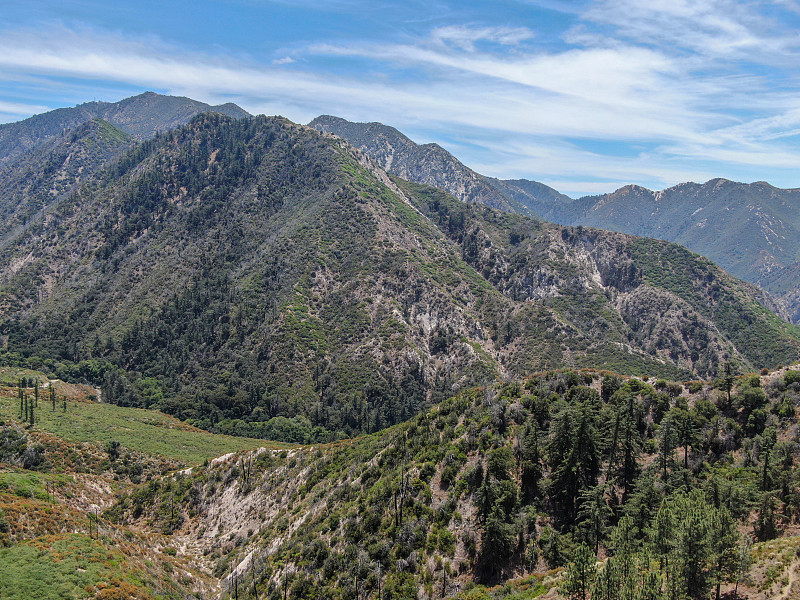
(3, 363, 800, 600)
(559, 180, 800, 323)
(0, 91, 249, 167)
(309, 115, 800, 325)
(309, 115, 570, 215)
(106, 367, 800, 600)
(0, 113, 797, 442)
(0, 119, 133, 247)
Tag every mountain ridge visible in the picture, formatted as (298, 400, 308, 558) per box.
(310, 115, 800, 323)
(0, 91, 249, 167)
(310, 115, 570, 216)
(0, 111, 797, 442)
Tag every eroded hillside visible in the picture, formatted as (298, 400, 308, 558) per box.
(0, 114, 797, 442)
(104, 365, 800, 600)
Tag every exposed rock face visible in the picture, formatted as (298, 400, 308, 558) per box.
(309, 115, 568, 215)
(310, 116, 800, 324)
(0, 111, 797, 437)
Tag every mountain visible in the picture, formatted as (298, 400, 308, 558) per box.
(0, 91, 249, 167)
(307, 117, 800, 325)
(308, 116, 800, 325)
(309, 115, 571, 216)
(0, 119, 134, 249)
(0, 111, 797, 443)
(0, 92, 248, 253)
(2, 96, 800, 600)
(101, 366, 800, 599)
(544, 180, 800, 322)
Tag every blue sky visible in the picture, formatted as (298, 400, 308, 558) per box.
(2, 1, 800, 197)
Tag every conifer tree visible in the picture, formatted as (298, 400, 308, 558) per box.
(721, 361, 735, 407)
(674, 493, 711, 599)
(614, 394, 642, 498)
(610, 515, 639, 588)
(709, 507, 739, 600)
(760, 426, 777, 492)
(591, 557, 622, 600)
(560, 543, 596, 600)
(577, 484, 611, 554)
(549, 405, 600, 527)
(648, 501, 675, 575)
(520, 421, 542, 501)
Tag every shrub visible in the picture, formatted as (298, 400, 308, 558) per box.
(784, 370, 800, 386)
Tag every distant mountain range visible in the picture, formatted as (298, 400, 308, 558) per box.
(311, 117, 800, 323)
(0, 91, 249, 167)
(0, 96, 796, 441)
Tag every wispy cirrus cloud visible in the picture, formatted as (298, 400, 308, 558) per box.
(0, 24, 699, 143)
(430, 25, 536, 51)
(581, 0, 800, 60)
(0, 99, 50, 121)
(2, 0, 800, 196)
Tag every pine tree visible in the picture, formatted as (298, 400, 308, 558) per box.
(649, 501, 675, 575)
(674, 494, 711, 599)
(520, 421, 542, 501)
(549, 406, 600, 527)
(592, 557, 622, 600)
(721, 361, 735, 408)
(709, 507, 739, 600)
(634, 554, 664, 600)
(560, 543, 596, 600)
(610, 515, 639, 589)
(760, 426, 777, 492)
(754, 494, 777, 541)
(577, 484, 611, 554)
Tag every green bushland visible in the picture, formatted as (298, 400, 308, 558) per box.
(0, 533, 183, 600)
(113, 366, 800, 599)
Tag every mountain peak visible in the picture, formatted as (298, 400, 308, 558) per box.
(613, 183, 654, 195)
(0, 92, 250, 167)
(309, 114, 568, 216)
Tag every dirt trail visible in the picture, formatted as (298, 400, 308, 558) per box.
(775, 558, 799, 600)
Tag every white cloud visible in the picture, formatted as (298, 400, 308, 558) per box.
(2, 7, 800, 194)
(0, 26, 697, 143)
(582, 0, 800, 61)
(430, 25, 535, 51)
(0, 99, 50, 118)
